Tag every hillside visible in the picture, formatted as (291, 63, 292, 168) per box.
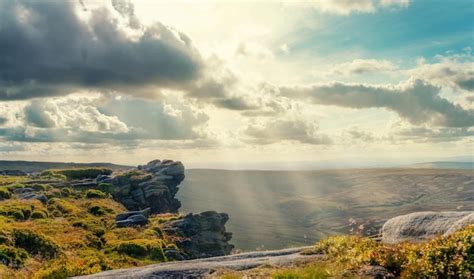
(406, 161, 474, 169)
(0, 160, 132, 173)
(178, 168, 474, 250)
(0, 160, 233, 278)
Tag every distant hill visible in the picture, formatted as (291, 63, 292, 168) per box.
(406, 161, 473, 169)
(177, 168, 474, 251)
(0, 160, 132, 173)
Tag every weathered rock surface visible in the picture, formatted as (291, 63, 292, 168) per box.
(74, 246, 319, 279)
(381, 211, 474, 244)
(111, 160, 185, 214)
(164, 211, 234, 259)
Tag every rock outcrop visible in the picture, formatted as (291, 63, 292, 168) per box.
(163, 211, 234, 259)
(381, 211, 474, 244)
(110, 160, 185, 214)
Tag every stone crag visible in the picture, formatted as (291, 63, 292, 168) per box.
(109, 159, 185, 214)
(106, 159, 234, 259)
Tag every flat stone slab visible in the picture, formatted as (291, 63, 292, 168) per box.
(74, 246, 320, 279)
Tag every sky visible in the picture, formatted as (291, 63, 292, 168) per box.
(0, 0, 473, 168)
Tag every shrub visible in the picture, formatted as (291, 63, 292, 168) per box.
(115, 239, 166, 261)
(31, 210, 48, 219)
(42, 168, 112, 180)
(0, 245, 28, 268)
(98, 183, 114, 194)
(88, 205, 105, 216)
(47, 198, 78, 216)
(31, 184, 50, 191)
(85, 189, 107, 199)
(60, 187, 74, 197)
(402, 225, 474, 278)
(0, 188, 11, 200)
(315, 235, 378, 268)
(12, 229, 60, 259)
(5, 183, 24, 192)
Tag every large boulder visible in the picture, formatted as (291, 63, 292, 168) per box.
(163, 211, 234, 259)
(111, 160, 185, 214)
(381, 211, 474, 244)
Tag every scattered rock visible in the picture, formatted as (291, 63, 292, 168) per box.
(14, 187, 48, 203)
(0, 170, 28, 176)
(164, 211, 234, 259)
(13, 188, 34, 194)
(18, 192, 47, 203)
(357, 265, 395, 279)
(96, 174, 114, 184)
(115, 208, 151, 221)
(164, 249, 185, 261)
(381, 211, 474, 244)
(116, 214, 149, 228)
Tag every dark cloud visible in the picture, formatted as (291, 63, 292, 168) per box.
(280, 79, 474, 127)
(24, 101, 56, 128)
(244, 119, 331, 145)
(0, 0, 202, 100)
(0, 116, 7, 126)
(214, 97, 258, 110)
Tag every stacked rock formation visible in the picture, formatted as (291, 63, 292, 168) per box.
(108, 159, 233, 259)
(110, 160, 185, 214)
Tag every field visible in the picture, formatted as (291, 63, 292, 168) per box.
(177, 168, 474, 251)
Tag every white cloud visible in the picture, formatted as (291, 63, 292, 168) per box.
(329, 59, 398, 75)
(407, 52, 474, 92)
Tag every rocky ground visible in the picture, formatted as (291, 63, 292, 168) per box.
(75, 246, 320, 279)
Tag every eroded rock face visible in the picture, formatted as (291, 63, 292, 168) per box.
(111, 160, 185, 214)
(381, 211, 474, 244)
(163, 211, 234, 259)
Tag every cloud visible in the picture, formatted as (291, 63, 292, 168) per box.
(329, 59, 397, 75)
(244, 119, 331, 145)
(24, 101, 57, 128)
(0, 117, 7, 126)
(379, 0, 411, 7)
(408, 54, 474, 92)
(0, 0, 203, 100)
(395, 126, 474, 143)
(0, 94, 209, 144)
(312, 0, 410, 15)
(280, 79, 474, 127)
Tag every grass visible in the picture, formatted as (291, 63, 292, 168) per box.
(0, 175, 184, 278)
(40, 168, 112, 180)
